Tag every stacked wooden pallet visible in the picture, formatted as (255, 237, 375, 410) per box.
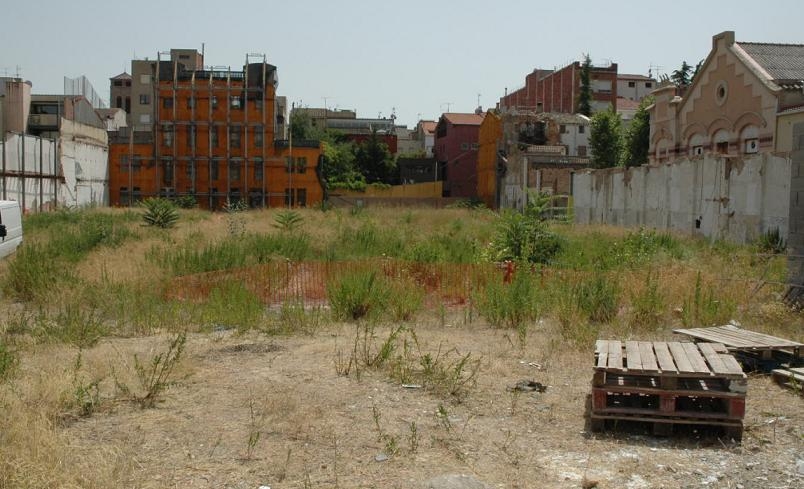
(590, 340, 746, 440)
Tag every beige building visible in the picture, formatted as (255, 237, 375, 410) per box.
(649, 31, 804, 163)
(0, 77, 32, 136)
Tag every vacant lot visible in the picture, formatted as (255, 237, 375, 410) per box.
(0, 206, 802, 488)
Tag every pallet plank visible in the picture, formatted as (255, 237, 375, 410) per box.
(595, 340, 608, 369)
(639, 342, 659, 372)
(698, 342, 731, 375)
(668, 341, 695, 373)
(653, 342, 677, 374)
(626, 341, 643, 372)
(682, 343, 712, 374)
(608, 340, 623, 371)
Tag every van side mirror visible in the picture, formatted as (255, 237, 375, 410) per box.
(0, 224, 5, 239)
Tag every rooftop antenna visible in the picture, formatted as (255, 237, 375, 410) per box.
(649, 63, 663, 80)
(441, 102, 453, 113)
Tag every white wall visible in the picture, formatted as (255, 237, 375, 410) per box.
(0, 119, 109, 212)
(574, 153, 791, 244)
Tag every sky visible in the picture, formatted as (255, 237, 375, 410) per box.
(2, 0, 803, 129)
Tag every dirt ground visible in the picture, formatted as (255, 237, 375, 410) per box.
(25, 312, 804, 489)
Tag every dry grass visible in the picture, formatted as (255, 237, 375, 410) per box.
(0, 206, 802, 487)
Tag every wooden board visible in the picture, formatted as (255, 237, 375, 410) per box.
(639, 342, 659, 372)
(667, 341, 695, 373)
(625, 341, 642, 371)
(595, 340, 608, 368)
(608, 340, 623, 371)
(653, 341, 677, 374)
(674, 325, 803, 350)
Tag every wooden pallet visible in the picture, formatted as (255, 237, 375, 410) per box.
(673, 325, 803, 363)
(590, 340, 746, 440)
(771, 367, 804, 394)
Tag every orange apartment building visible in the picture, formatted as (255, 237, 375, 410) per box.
(109, 51, 323, 209)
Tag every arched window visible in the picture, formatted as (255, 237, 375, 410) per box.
(712, 129, 730, 154)
(740, 125, 759, 154)
(688, 134, 705, 156)
(116, 96, 122, 109)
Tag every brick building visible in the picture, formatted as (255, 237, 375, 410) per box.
(434, 112, 484, 198)
(499, 61, 619, 114)
(108, 50, 323, 209)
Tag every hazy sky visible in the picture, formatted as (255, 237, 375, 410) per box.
(2, 0, 802, 128)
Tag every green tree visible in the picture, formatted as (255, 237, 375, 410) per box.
(322, 138, 365, 190)
(589, 108, 622, 169)
(671, 61, 693, 88)
(577, 54, 593, 116)
(622, 96, 653, 168)
(354, 130, 395, 184)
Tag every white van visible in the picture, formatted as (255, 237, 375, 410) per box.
(0, 200, 23, 259)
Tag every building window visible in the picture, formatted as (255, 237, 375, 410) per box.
(187, 126, 196, 149)
(162, 124, 173, 147)
(119, 155, 129, 172)
(211, 127, 219, 148)
(254, 158, 264, 181)
(692, 145, 704, 156)
(125, 97, 131, 113)
(116, 96, 122, 108)
(578, 125, 585, 134)
(229, 161, 241, 181)
(125, 80, 131, 87)
(139, 94, 150, 105)
(187, 96, 195, 109)
(744, 138, 759, 154)
(230, 126, 242, 148)
(470, 142, 479, 151)
(254, 126, 264, 147)
(296, 188, 307, 207)
(560, 124, 567, 134)
(211, 163, 219, 180)
(716, 141, 729, 154)
(285, 156, 307, 173)
(179, 54, 190, 60)
(163, 98, 173, 109)
(186, 161, 195, 179)
(460, 142, 469, 151)
(139, 114, 151, 124)
(645, 82, 652, 88)
(578, 146, 587, 157)
(628, 81, 636, 88)
(162, 160, 174, 186)
(211, 96, 218, 109)
(114, 80, 123, 87)
(255, 98, 263, 109)
(230, 96, 241, 109)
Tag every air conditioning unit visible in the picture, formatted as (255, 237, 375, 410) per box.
(745, 139, 759, 154)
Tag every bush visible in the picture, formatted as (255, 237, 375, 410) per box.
(486, 211, 564, 264)
(327, 270, 390, 321)
(474, 269, 539, 330)
(757, 227, 786, 254)
(141, 198, 179, 228)
(174, 195, 197, 209)
(575, 271, 620, 322)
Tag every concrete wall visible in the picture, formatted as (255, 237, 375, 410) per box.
(1, 119, 109, 212)
(574, 153, 791, 244)
(786, 122, 804, 296)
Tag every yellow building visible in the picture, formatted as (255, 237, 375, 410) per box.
(477, 111, 502, 208)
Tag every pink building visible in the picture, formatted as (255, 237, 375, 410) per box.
(434, 112, 484, 198)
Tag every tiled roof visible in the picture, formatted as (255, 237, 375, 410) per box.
(738, 42, 804, 81)
(442, 113, 484, 126)
(616, 97, 640, 111)
(421, 121, 436, 134)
